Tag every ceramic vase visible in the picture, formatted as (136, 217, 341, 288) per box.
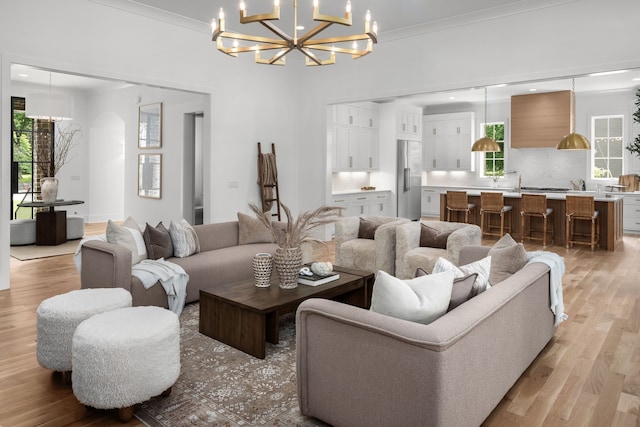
(252, 253, 273, 288)
(273, 247, 302, 289)
(40, 177, 59, 204)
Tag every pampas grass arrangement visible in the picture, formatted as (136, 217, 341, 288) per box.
(249, 203, 343, 249)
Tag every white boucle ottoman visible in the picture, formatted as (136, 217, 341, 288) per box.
(36, 288, 132, 381)
(71, 306, 181, 422)
(66, 215, 85, 240)
(10, 218, 36, 245)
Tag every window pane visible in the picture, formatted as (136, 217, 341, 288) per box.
(610, 117, 623, 137)
(594, 159, 608, 177)
(610, 137, 623, 157)
(610, 159, 623, 177)
(594, 118, 609, 138)
(593, 139, 606, 157)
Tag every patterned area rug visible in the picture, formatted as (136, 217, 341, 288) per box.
(135, 303, 327, 426)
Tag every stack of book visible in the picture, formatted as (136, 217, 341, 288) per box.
(298, 272, 340, 286)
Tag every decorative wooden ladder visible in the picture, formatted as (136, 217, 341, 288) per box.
(257, 142, 281, 221)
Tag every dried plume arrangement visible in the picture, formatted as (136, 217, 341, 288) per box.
(249, 202, 343, 249)
(35, 123, 82, 177)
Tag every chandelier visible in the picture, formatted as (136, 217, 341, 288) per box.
(211, 0, 378, 66)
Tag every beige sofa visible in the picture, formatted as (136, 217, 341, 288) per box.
(395, 220, 481, 279)
(296, 245, 557, 427)
(334, 216, 410, 276)
(80, 221, 281, 307)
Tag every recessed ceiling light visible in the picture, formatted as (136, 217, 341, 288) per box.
(296, 25, 304, 30)
(589, 70, 629, 77)
(529, 88, 537, 92)
(633, 77, 640, 81)
(18, 73, 29, 77)
(490, 83, 507, 88)
(449, 96, 455, 100)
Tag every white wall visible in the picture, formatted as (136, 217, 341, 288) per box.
(297, 0, 640, 203)
(1, 0, 639, 291)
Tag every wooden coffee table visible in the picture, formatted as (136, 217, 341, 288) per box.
(199, 266, 374, 359)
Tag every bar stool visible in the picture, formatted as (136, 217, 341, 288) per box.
(520, 194, 554, 247)
(565, 195, 599, 251)
(480, 192, 512, 237)
(446, 191, 476, 223)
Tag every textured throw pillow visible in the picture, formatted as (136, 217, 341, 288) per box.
(143, 222, 174, 260)
(432, 256, 491, 297)
(237, 212, 274, 245)
(169, 219, 200, 258)
(358, 217, 384, 240)
(488, 234, 528, 285)
(370, 270, 455, 324)
(415, 268, 478, 311)
(106, 217, 147, 265)
(419, 224, 453, 249)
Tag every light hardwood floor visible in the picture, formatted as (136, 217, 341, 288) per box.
(1, 222, 639, 426)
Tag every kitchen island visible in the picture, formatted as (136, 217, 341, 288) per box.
(439, 191, 624, 251)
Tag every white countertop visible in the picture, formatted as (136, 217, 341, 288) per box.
(433, 188, 624, 202)
(332, 189, 392, 196)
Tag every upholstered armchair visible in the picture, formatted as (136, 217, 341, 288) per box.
(395, 220, 481, 279)
(335, 216, 410, 276)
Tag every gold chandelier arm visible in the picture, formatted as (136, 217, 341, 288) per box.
(300, 48, 336, 66)
(239, 4, 280, 24)
(306, 32, 376, 46)
(305, 40, 373, 59)
(313, 5, 352, 26)
(297, 22, 333, 45)
(216, 31, 288, 47)
(260, 21, 293, 44)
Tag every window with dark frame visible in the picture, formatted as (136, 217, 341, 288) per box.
(11, 96, 55, 219)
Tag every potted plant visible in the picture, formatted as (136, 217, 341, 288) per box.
(250, 202, 342, 289)
(625, 88, 640, 159)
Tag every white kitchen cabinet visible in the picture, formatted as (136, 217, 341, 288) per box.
(623, 194, 640, 233)
(421, 187, 442, 217)
(422, 119, 447, 171)
(331, 104, 380, 171)
(422, 112, 475, 171)
(331, 104, 360, 126)
(397, 110, 422, 139)
(331, 191, 390, 217)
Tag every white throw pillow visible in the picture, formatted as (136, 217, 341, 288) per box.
(370, 270, 455, 324)
(432, 256, 491, 296)
(169, 219, 200, 258)
(106, 217, 147, 265)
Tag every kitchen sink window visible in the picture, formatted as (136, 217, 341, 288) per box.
(481, 122, 505, 177)
(591, 115, 624, 179)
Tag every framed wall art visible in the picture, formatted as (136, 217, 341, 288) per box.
(138, 102, 162, 148)
(138, 153, 162, 199)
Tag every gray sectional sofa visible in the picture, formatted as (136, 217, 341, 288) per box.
(296, 245, 557, 427)
(80, 221, 281, 307)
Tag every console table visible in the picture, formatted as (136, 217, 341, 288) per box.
(17, 200, 84, 246)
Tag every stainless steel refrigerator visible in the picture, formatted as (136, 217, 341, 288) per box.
(397, 139, 422, 220)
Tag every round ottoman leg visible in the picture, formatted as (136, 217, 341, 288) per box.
(61, 370, 72, 385)
(118, 406, 134, 423)
(161, 387, 172, 397)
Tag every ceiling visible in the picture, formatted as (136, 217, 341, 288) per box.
(10, 0, 640, 106)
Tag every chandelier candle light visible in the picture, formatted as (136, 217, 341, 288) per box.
(211, 0, 378, 66)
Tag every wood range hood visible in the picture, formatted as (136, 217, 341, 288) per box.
(510, 90, 573, 148)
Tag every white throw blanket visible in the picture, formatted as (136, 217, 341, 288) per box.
(527, 251, 567, 327)
(132, 259, 189, 315)
(74, 236, 188, 315)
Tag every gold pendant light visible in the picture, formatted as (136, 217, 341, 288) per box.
(557, 78, 591, 150)
(472, 87, 501, 152)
